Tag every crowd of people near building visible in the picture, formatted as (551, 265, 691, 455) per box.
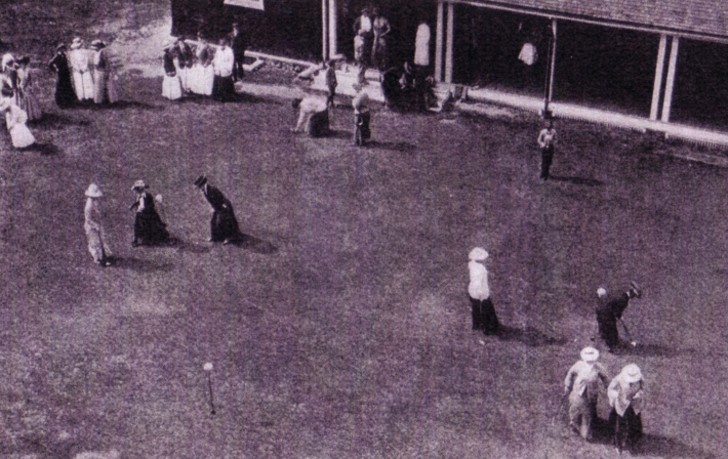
(161, 22, 246, 103)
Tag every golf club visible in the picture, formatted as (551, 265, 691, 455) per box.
(204, 362, 216, 415)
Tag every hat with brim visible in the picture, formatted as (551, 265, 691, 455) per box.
(131, 180, 148, 191)
(85, 183, 103, 198)
(580, 346, 599, 364)
(56, 43, 67, 51)
(91, 39, 105, 49)
(468, 247, 488, 261)
(622, 364, 642, 383)
(193, 175, 208, 188)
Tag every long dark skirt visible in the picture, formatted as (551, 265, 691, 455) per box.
(210, 204, 241, 242)
(470, 296, 499, 334)
(212, 75, 236, 102)
(134, 211, 169, 245)
(610, 407, 643, 452)
(55, 72, 76, 108)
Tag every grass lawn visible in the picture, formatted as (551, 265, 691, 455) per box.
(2, 2, 728, 458)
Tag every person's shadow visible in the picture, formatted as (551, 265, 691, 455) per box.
(230, 232, 278, 254)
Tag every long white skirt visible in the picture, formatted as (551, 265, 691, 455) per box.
(162, 73, 182, 100)
(72, 70, 95, 100)
(177, 66, 190, 92)
(9, 123, 36, 148)
(190, 64, 214, 96)
(162, 74, 182, 100)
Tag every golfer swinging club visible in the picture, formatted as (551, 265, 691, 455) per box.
(595, 282, 642, 353)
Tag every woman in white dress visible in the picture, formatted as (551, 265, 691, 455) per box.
(192, 34, 215, 96)
(161, 43, 182, 100)
(91, 40, 119, 105)
(0, 95, 35, 149)
(83, 183, 112, 267)
(69, 37, 95, 102)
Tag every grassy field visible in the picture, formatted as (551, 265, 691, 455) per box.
(1, 2, 728, 458)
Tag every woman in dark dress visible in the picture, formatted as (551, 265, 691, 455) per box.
(130, 180, 170, 246)
(48, 43, 76, 108)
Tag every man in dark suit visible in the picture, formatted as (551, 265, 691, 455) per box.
(194, 176, 241, 244)
(230, 22, 246, 82)
(595, 282, 641, 352)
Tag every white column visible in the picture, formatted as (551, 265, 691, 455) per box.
(547, 19, 557, 102)
(435, 1, 444, 81)
(328, 0, 338, 58)
(322, 0, 328, 60)
(661, 36, 679, 122)
(649, 34, 668, 120)
(445, 2, 454, 83)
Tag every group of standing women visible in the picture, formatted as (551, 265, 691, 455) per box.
(48, 37, 119, 108)
(0, 53, 39, 149)
(162, 33, 237, 102)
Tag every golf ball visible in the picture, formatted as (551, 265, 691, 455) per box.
(203, 362, 213, 371)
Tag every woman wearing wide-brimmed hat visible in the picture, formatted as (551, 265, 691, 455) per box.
(69, 37, 95, 102)
(84, 183, 112, 266)
(608, 363, 645, 454)
(130, 180, 170, 246)
(48, 43, 76, 108)
(468, 247, 499, 334)
(563, 346, 609, 441)
(91, 39, 118, 105)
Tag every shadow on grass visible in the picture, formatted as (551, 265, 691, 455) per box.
(367, 140, 418, 152)
(638, 434, 717, 459)
(550, 175, 604, 186)
(105, 256, 174, 273)
(30, 112, 91, 129)
(30, 142, 62, 156)
(101, 100, 162, 111)
(497, 324, 567, 347)
(229, 233, 278, 254)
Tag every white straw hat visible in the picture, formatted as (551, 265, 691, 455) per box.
(622, 364, 642, 383)
(468, 247, 489, 261)
(580, 346, 599, 364)
(85, 183, 103, 198)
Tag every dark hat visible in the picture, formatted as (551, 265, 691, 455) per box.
(90, 39, 106, 49)
(131, 179, 149, 191)
(56, 42, 67, 51)
(193, 175, 208, 187)
(17, 56, 30, 65)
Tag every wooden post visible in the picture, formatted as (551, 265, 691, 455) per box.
(649, 34, 668, 120)
(322, 0, 328, 61)
(661, 36, 679, 122)
(328, 0, 338, 58)
(445, 2, 454, 83)
(435, 1, 444, 81)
